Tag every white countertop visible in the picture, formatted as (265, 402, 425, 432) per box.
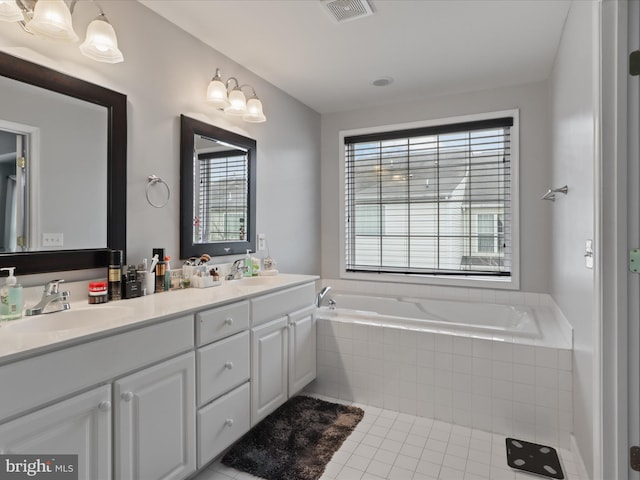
(0, 274, 318, 365)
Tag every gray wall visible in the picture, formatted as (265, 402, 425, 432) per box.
(321, 80, 552, 293)
(549, 2, 596, 477)
(0, 0, 321, 282)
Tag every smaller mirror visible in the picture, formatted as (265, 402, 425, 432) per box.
(180, 115, 256, 258)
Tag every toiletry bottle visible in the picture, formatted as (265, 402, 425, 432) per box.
(244, 249, 253, 277)
(108, 249, 123, 301)
(153, 248, 166, 292)
(165, 255, 171, 291)
(0, 267, 22, 320)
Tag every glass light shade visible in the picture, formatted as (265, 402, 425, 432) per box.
(224, 88, 247, 115)
(27, 0, 78, 42)
(0, 1, 23, 22)
(242, 97, 266, 123)
(79, 17, 124, 63)
(206, 78, 229, 108)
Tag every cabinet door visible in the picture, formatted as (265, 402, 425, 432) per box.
(0, 385, 112, 480)
(114, 352, 195, 480)
(251, 316, 288, 426)
(288, 306, 317, 396)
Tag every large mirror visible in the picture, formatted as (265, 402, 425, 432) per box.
(0, 51, 126, 275)
(180, 115, 256, 258)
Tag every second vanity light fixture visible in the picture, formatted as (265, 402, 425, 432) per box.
(0, 0, 124, 63)
(206, 68, 267, 123)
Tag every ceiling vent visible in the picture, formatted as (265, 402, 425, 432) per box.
(320, 0, 374, 23)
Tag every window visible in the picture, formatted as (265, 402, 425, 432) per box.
(344, 114, 514, 278)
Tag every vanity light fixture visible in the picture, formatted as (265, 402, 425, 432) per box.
(206, 68, 266, 123)
(0, 0, 24, 22)
(0, 0, 124, 63)
(27, 0, 78, 42)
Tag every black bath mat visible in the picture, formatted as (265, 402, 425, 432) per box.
(506, 437, 564, 479)
(221, 396, 364, 480)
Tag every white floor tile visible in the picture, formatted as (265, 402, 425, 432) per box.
(192, 396, 585, 480)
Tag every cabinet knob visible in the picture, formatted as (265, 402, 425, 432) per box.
(225, 418, 234, 427)
(225, 318, 234, 325)
(98, 401, 111, 412)
(224, 361, 234, 370)
(121, 391, 134, 402)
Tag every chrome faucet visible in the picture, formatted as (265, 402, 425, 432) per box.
(316, 286, 332, 307)
(225, 259, 247, 280)
(25, 279, 71, 316)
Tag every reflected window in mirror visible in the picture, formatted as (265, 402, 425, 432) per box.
(180, 115, 256, 258)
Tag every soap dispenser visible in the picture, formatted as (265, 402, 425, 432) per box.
(244, 250, 253, 277)
(0, 267, 23, 321)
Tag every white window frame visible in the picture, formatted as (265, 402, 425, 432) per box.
(338, 109, 520, 290)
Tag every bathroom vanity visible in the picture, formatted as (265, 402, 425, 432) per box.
(0, 274, 317, 480)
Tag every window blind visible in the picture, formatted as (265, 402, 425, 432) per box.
(197, 151, 248, 243)
(344, 116, 513, 277)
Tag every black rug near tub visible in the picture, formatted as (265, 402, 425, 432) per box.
(221, 396, 364, 480)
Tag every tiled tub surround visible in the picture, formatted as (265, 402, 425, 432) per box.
(307, 293, 573, 451)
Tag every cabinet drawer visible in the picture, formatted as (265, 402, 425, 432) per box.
(196, 301, 249, 346)
(197, 331, 249, 407)
(251, 283, 315, 327)
(197, 382, 250, 468)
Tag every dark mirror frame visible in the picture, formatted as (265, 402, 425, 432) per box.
(0, 51, 127, 275)
(180, 114, 256, 259)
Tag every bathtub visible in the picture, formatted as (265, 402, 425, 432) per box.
(316, 292, 539, 338)
(310, 291, 572, 447)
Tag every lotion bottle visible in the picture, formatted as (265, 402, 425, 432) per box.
(0, 267, 23, 321)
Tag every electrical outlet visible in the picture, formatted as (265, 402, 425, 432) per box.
(43, 233, 63, 247)
(257, 233, 266, 252)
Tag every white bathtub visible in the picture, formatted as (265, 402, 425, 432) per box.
(316, 292, 539, 338)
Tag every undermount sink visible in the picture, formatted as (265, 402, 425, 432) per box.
(1, 304, 135, 333)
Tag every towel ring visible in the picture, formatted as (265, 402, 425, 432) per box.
(146, 175, 170, 208)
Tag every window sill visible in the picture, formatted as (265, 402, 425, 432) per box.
(340, 270, 520, 290)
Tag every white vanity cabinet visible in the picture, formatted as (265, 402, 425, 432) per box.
(250, 283, 316, 425)
(0, 274, 318, 480)
(195, 301, 251, 468)
(0, 315, 195, 480)
(251, 315, 289, 424)
(288, 305, 317, 396)
(114, 352, 196, 480)
(0, 385, 112, 480)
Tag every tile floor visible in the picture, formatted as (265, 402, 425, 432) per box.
(193, 395, 583, 480)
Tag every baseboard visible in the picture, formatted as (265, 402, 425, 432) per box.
(571, 434, 590, 480)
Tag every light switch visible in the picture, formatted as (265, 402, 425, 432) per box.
(585, 239, 593, 269)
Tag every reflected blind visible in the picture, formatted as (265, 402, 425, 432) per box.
(197, 152, 248, 243)
(344, 116, 513, 277)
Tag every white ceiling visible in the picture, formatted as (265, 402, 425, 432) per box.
(139, 0, 571, 115)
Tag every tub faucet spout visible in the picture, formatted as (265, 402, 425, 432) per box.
(316, 286, 332, 307)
